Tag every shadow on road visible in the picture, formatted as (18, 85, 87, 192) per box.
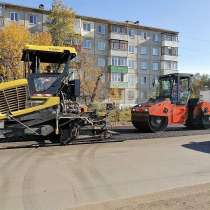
(182, 141, 210, 154)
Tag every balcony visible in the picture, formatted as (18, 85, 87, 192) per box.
(108, 65, 128, 73)
(161, 55, 178, 61)
(162, 40, 178, 47)
(110, 81, 128, 89)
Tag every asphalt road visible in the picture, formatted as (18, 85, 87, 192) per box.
(0, 134, 210, 210)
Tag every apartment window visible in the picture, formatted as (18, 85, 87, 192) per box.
(29, 15, 37, 24)
(128, 45, 135, 53)
(10, 12, 19, 21)
(161, 47, 178, 56)
(162, 34, 178, 42)
(0, 5, 3, 16)
(141, 62, 148, 70)
(83, 22, 91, 31)
(97, 57, 106, 67)
(96, 40, 106, 50)
(152, 48, 159, 56)
(140, 31, 147, 40)
(111, 40, 128, 50)
(111, 25, 127, 34)
(127, 90, 135, 100)
(112, 56, 127, 66)
(96, 24, 106, 34)
(153, 33, 160, 42)
(128, 74, 137, 85)
(162, 61, 177, 70)
(152, 62, 159, 71)
(119, 57, 127, 66)
(128, 29, 135, 37)
(111, 72, 123, 82)
(0, 18, 4, 26)
(128, 60, 135, 69)
(83, 39, 92, 49)
(140, 47, 148, 55)
(141, 76, 147, 85)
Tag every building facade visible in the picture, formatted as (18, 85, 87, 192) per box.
(0, 2, 179, 106)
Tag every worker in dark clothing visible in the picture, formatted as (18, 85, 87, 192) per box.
(0, 74, 4, 83)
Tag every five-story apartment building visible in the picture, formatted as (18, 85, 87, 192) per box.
(0, 2, 179, 106)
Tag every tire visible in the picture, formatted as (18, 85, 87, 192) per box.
(201, 115, 210, 129)
(148, 116, 168, 132)
(132, 116, 168, 132)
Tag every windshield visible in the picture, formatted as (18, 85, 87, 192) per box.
(159, 78, 172, 98)
(34, 77, 58, 92)
(157, 76, 190, 104)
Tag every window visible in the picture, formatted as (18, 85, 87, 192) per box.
(152, 62, 159, 71)
(96, 40, 106, 50)
(112, 56, 127, 66)
(128, 29, 135, 37)
(111, 40, 128, 50)
(141, 62, 147, 70)
(29, 15, 37, 24)
(128, 45, 135, 53)
(0, 19, 4, 26)
(162, 33, 178, 42)
(128, 60, 135, 69)
(97, 57, 106, 67)
(111, 72, 123, 82)
(127, 90, 135, 100)
(161, 47, 178, 56)
(152, 48, 159, 56)
(153, 33, 160, 42)
(141, 76, 147, 85)
(83, 22, 91, 31)
(10, 12, 19, 21)
(141, 91, 147, 99)
(96, 24, 106, 34)
(162, 61, 177, 70)
(83, 39, 92, 49)
(111, 25, 127, 34)
(128, 74, 137, 85)
(0, 5, 3, 16)
(140, 31, 147, 40)
(140, 47, 148, 55)
(119, 57, 127, 66)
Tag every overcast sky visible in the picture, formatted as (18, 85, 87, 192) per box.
(5, 0, 210, 75)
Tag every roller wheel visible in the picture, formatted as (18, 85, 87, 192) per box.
(133, 116, 168, 132)
(201, 115, 210, 129)
(149, 116, 168, 132)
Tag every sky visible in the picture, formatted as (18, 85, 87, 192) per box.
(4, 0, 210, 74)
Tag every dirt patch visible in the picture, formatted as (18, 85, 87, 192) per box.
(67, 183, 210, 210)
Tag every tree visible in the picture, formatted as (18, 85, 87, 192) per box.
(0, 23, 52, 79)
(0, 23, 30, 79)
(191, 73, 210, 98)
(31, 32, 52, 45)
(77, 52, 105, 105)
(47, 0, 78, 46)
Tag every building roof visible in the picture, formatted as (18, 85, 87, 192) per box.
(0, 2, 49, 14)
(77, 15, 179, 34)
(0, 2, 178, 34)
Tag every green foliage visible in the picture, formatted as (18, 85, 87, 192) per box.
(192, 73, 210, 98)
(108, 108, 131, 123)
(47, 0, 78, 46)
